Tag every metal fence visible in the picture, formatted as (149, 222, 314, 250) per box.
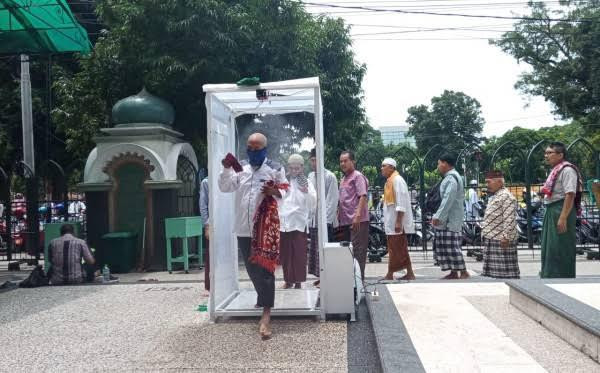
(363, 137, 600, 262)
(0, 161, 86, 264)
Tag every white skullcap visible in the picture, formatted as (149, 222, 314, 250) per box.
(288, 154, 304, 165)
(382, 157, 397, 168)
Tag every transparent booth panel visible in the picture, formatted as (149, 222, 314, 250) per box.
(206, 79, 334, 320)
(208, 97, 239, 311)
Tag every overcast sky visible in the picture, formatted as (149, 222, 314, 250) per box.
(302, 0, 568, 138)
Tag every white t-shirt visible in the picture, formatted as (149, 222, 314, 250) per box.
(545, 166, 578, 204)
(382, 174, 415, 235)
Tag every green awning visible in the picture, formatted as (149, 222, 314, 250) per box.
(0, 0, 91, 54)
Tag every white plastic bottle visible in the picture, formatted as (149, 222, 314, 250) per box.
(102, 265, 110, 283)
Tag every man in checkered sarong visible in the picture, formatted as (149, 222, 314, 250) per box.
(481, 170, 520, 278)
(432, 154, 470, 279)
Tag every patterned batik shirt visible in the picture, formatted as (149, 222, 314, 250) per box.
(481, 187, 518, 242)
(48, 234, 94, 285)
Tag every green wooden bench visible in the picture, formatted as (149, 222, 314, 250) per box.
(165, 216, 203, 274)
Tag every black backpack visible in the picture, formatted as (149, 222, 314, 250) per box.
(424, 173, 461, 215)
(19, 265, 49, 288)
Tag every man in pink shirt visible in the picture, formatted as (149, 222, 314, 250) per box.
(338, 151, 370, 280)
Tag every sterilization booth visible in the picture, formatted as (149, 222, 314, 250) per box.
(204, 78, 357, 321)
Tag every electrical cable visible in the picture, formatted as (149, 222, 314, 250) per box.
(298, 1, 600, 23)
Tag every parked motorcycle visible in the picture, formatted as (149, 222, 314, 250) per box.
(407, 205, 433, 246)
(464, 201, 485, 261)
(516, 206, 543, 245)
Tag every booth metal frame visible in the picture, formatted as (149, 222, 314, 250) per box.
(203, 78, 329, 321)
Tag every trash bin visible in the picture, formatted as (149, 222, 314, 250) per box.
(99, 231, 138, 273)
(44, 222, 82, 271)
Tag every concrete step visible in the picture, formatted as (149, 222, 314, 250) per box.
(507, 279, 600, 363)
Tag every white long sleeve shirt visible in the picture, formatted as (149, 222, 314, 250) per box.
(308, 169, 339, 227)
(383, 174, 415, 235)
(218, 159, 288, 237)
(279, 177, 316, 233)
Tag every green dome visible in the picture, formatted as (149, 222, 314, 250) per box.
(112, 88, 175, 126)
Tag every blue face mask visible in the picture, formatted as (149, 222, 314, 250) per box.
(247, 147, 267, 167)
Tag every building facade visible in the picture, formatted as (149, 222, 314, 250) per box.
(379, 125, 416, 147)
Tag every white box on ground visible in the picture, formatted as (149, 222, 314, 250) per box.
(321, 242, 359, 320)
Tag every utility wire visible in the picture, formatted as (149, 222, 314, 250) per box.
(298, 1, 599, 23)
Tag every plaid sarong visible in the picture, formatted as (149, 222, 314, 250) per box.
(433, 229, 466, 271)
(482, 239, 520, 279)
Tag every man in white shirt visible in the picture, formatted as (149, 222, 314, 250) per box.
(308, 148, 339, 287)
(218, 133, 287, 339)
(465, 180, 479, 221)
(380, 158, 415, 280)
(279, 154, 316, 289)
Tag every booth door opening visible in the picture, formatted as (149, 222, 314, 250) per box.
(217, 112, 321, 316)
(115, 163, 146, 250)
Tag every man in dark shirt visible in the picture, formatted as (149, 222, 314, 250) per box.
(48, 224, 95, 285)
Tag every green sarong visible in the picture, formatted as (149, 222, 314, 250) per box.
(540, 199, 576, 278)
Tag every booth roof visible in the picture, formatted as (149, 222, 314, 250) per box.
(202, 77, 320, 115)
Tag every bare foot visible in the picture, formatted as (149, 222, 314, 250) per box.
(259, 322, 272, 340)
(400, 274, 416, 280)
(383, 274, 394, 281)
(282, 283, 292, 289)
(460, 271, 471, 279)
(442, 272, 459, 280)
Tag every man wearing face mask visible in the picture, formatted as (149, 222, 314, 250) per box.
(218, 133, 288, 340)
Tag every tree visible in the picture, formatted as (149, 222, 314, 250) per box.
(50, 0, 367, 174)
(482, 122, 591, 183)
(407, 90, 485, 156)
(0, 56, 74, 175)
(492, 0, 600, 132)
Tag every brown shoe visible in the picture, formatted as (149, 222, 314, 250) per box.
(294, 282, 301, 289)
(460, 271, 471, 279)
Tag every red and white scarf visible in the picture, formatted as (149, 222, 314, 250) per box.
(250, 181, 289, 273)
(541, 160, 583, 215)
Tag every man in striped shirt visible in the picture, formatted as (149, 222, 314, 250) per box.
(48, 224, 95, 285)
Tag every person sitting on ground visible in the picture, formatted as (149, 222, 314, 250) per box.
(48, 224, 95, 285)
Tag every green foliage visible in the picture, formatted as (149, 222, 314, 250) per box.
(0, 56, 75, 177)
(482, 122, 596, 183)
(492, 0, 600, 129)
(361, 165, 378, 187)
(406, 90, 484, 156)
(51, 0, 367, 175)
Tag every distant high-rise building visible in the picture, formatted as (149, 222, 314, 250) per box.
(379, 125, 416, 147)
